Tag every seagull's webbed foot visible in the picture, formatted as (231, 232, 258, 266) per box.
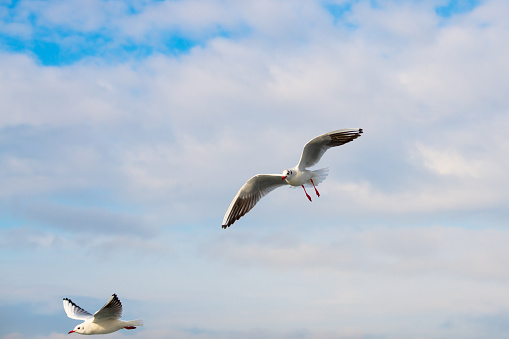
(124, 327, 137, 330)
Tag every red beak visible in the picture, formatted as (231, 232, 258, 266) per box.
(282, 176, 286, 180)
(68, 330, 75, 334)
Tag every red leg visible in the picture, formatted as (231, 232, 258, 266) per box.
(124, 327, 137, 330)
(310, 179, 320, 197)
(301, 185, 312, 201)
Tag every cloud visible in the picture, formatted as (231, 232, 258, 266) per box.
(3, 225, 509, 338)
(201, 225, 509, 281)
(0, 226, 66, 249)
(0, 0, 507, 237)
(10, 201, 155, 236)
(1, 1, 509, 339)
(1, 0, 246, 63)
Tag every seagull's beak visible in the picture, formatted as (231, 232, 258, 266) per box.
(68, 330, 75, 334)
(282, 176, 287, 180)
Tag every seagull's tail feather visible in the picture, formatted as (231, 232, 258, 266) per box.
(308, 167, 329, 186)
(124, 319, 143, 327)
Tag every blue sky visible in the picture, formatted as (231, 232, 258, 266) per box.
(2, 0, 509, 338)
(1, 0, 480, 65)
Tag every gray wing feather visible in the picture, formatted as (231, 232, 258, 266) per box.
(63, 298, 93, 321)
(93, 294, 123, 321)
(222, 174, 288, 228)
(297, 128, 363, 170)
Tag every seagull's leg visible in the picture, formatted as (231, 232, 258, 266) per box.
(310, 179, 320, 197)
(124, 327, 137, 330)
(301, 185, 312, 202)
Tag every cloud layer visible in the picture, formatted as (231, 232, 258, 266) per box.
(1, 0, 509, 338)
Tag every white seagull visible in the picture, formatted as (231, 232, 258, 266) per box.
(222, 128, 363, 229)
(63, 294, 143, 335)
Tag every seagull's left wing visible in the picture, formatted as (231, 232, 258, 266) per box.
(297, 128, 363, 170)
(63, 298, 94, 321)
(93, 294, 123, 321)
(222, 174, 288, 229)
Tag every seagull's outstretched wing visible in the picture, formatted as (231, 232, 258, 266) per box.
(93, 294, 123, 321)
(297, 128, 363, 170)
(63, 298, 94, 321)
(222, 174, 288, 229)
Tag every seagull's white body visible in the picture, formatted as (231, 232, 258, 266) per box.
(222, 128, 363, 228)
(63, 294, 143, 335)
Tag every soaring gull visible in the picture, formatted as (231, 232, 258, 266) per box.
(222, 128, 363, 228)
(63, 294, 143, 335)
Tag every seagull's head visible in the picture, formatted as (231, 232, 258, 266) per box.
(68, 324, 86, 334)
(281, 169, 295, 181)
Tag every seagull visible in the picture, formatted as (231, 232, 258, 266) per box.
(222, 128, 363, 229)
(63, 294, 143, 335)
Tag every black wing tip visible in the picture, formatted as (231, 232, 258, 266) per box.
(63, 298, 80, 308)
(111, 294, 122, 305)
(63, 297, 74, 303)
(222, 210, 245, 229)
(347, 128, 362, 135)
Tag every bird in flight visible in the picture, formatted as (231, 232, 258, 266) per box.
(63, 294, 143, 335)
(222, 128, 363, 229)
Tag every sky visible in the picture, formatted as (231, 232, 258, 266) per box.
(1, 0, 509, 338)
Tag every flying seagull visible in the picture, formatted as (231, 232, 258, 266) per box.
(63, 294, 143, 335)
(222, 128, 363, 229)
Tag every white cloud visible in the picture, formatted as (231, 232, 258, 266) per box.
(2, 1, 509, 338)
(202, 225, 509, 282)
(3, 225, 509, 338)
(0, 55, 127, 127)
(35, 0, 126, 32)
(415, 143, 485, 177)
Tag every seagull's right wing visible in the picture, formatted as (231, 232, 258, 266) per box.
(93, 294, 123, 321)
(63, 298, 93, 321)
(297, 128, 363, 170)
(222, 174, 288, 229)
